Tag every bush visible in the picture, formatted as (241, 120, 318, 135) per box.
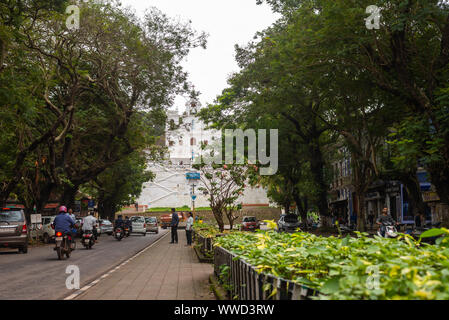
(215, 230, 449, 300)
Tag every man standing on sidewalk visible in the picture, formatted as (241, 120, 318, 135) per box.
(185, 212, 194, 246)
(170, 208, 179, 244)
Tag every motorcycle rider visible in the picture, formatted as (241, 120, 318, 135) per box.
(82, 211, 98, 242)
(53, 206, 75, 248)
(376, 207, 397, 237)
(114, 215, 125, 229)
(125, 216, 132, 235)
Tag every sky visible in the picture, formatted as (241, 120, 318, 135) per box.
(120, 0, 280, 111)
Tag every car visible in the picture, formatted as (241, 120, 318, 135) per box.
(0, 207, 28, 253)
(240, 216, 260, 231)
(130, 216, 146, 236)
(277, 214, 301, 233)
(39, 216, 57, 243)
(160, 212, 187, 229)
(99, 219, 113, 236)
(145, 217, 159, 234)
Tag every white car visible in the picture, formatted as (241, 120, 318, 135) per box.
(39, 216, 57, 243)
(130, 216, 146, 236)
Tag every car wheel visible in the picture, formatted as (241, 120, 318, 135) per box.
(19, 246, 28, 254)
(43, 233, 50, 244)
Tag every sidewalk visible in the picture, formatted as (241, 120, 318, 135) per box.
(75, 231, 215, 300)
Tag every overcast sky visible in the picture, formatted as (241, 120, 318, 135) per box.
(120, 0, 279, 111)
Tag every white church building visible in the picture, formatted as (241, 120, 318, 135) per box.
(136, 101, 270, 210)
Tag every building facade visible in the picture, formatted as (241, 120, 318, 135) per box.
(136, 101, 270, 210)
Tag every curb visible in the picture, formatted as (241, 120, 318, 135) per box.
(209, 274, 228, 300)
(193, 245, 213, 263)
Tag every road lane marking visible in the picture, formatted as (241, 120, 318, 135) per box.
(63, 231, 169, 300)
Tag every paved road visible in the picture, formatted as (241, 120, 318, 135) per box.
(0, 228, 169, 300)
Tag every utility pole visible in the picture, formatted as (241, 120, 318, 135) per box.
(191, 183, 197, 216)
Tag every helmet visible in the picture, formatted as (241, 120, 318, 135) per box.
(59, 206, 67, 213)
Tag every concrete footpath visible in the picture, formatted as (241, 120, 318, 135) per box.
(74, 231, 215, 300)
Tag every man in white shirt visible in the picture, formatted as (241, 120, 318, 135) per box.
(83, 211, 98, 241)
(185, 212, 194, 246)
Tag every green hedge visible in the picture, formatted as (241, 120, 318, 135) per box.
(215, 230, 449, 300)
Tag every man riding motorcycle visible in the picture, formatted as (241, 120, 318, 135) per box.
(53, 206, 75, 248)
(115, 215, 124, 229)
(83, 211, 98, 241)
(376, 207, 398, 237)
(125, 216, 132, 234)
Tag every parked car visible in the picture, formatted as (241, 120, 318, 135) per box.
(145, 217, 159, 234)
(160, 212, 187, 229)
(240, 216, 260, 231)
(39, 216, 56, 243)
(277, 214, 301, 233)
(0, 207, 28, 253)
(99, 219, 113, 236)
(130, 216, 147, 236)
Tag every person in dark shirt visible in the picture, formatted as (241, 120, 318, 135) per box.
(414, 214, 422, 228)
(170, 208, 179, 244)
(114, 215, 125, 229)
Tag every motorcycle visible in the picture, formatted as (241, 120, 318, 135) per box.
(54, 231, 74, 260)
(114, 227, 124, 241)
(124, 226, 130, 237)
(377, 221, 399, 238)
(81, 230, 95, 249)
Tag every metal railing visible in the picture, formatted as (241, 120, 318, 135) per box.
(214, 246, 320, 300)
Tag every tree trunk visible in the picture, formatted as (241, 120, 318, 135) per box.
(428, 164, 449, 205)
(212, 208, 225, 232)
(308, 142, 329, 224)
(401, 171, 427, 216)
(293, 191, 308, 228)
(61, 184, 78, 210)
(356, 191, 367, 232)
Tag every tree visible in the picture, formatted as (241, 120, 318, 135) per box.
(1, 1, 207, 213)
(199, 19, 334, 224)
(84, 151, 154, 221)
(262, 0, 449, 204)
(194, 159, 249, 232)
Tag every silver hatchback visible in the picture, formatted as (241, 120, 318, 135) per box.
(0, 208, 28, 253)
(130, 216, 147, 236)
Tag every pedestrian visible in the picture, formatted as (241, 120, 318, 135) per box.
(170, 208, 179, 244)
(420, 213, 427, 227)
(415, 213, 422, 228)
(185, 212, 194, 247)
(368, 211, 375, 230)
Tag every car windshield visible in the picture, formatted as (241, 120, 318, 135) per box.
(243, 217, 256, 222)
(146, 217, 157, 223)
(284, 214, 298, 222)
(0, 210, 24, 222)
(131, 217, 144, 223)
(102, 220, 111, 225)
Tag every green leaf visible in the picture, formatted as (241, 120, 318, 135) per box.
(320, 277, 341, 294)
(420, 229, 447, 239)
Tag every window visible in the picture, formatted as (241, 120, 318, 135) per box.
(179, 139, 183, 146)
(169, 141, 175, 147)
(203, 140, 208, 146)
(190, 137, 196, 145)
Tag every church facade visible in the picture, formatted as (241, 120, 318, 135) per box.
(136, 102, 270, 210)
